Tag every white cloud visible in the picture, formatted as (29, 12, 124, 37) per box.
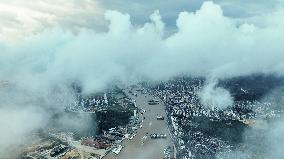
(0, 0, 105, 42)
(1, 1, 284, 157)
(199, 78, 233, 109)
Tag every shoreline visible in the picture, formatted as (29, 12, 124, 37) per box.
(103, 87, 175, 159)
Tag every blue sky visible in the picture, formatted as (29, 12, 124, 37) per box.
(102, 0, 284, 25)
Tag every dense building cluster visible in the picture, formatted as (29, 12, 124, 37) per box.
(19, 75, 284, 159)
(67, 86, 137, 114)
(20, 87, 140, 159)
(144, 76, 283, 159)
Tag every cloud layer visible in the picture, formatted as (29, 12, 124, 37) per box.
(1, 1, 284, 157)
(0, 0, 104, 42)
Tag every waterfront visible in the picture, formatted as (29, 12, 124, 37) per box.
(104, 87, 174, 159)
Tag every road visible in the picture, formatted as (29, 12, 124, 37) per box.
(103, 88, 173, 159)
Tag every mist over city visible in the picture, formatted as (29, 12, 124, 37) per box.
(1, 1, 284, 159)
